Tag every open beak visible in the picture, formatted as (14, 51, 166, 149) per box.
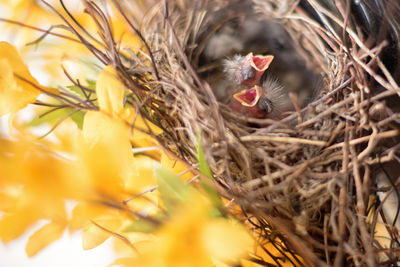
(248, 53, 274, 72)
(233, 85, 263, 107)
(241, 53, 274, 87)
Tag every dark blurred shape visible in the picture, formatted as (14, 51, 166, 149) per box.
(300, 0, 400, 83)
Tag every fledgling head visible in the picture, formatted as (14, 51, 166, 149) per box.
(229, 76, 292, 119)
(223, 53, 274, 87)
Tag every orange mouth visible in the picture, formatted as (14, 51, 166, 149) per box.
(248, 53, 274, 72)
(233, 85, 263, 107)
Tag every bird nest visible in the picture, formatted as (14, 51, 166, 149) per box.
(78, 0, 400, 266)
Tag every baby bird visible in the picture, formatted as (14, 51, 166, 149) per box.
(224, 53, 292, 119)
(223, 53, 274, 87)
(228, 77, 292, 119)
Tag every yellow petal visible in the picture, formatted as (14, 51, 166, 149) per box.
(0, 41, 59, 105)
(212, 259, 230, 267)
(0, 189, 66, 243)
(0, 42, 37, 83)
(161, 151, 194, 181)
(83, 111, 131, 151)
(125, 155, 156, 192)
(120, 107, 162, 141)
(82, 111, 134, 195)
(203, 218, 254, 263)
(52, 118, 81, 153)
(0, 42, 40, 115)
(124, 155, 160, 214)
(0, 210, 38, 243)
(113, 232, 155, 255)
(108, 257, 137, 267)
(96, 65, 124, 114)
(25, 221, 67, 257)
(82, 216, 123, 250)
(152, 195, 214, 267)
(241, 259, 262, 267)
(0, 191, 17, 212)
(69, 202, 115, 233)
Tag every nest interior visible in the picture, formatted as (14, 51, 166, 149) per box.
(80, 0, 400, 266)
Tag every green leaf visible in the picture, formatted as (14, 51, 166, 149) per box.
(124, 213, 166, 233)
(65, 85, 86, 98)
(196, 132, 223, 210)
(124, 219, 156, 233)
(85, 79, 96, 90)
(196, 132, 213, 179)
(65, 80, 96, 101)
(70, 110, 85, 129)
(154, 163, 193, 212)
(199, 179, 223, 212)
(27, 107, 85, 129)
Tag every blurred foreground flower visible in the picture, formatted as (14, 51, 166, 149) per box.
(0, 41, 41, 115)
(111, 166, 254, 267)
(0, 0, 290, 265)
(0, 41, 257, 267)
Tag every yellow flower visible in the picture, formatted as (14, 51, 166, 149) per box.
(124, 155, 160, 215)
(81, 110, 133, 197)
(0, 42, 40, 115)
(0, 135, 70, 255)
(71, 65, 164, 252)
(115, 193, 254, 267)
(95, 65, 162, 144)
(0, 1, 59, 46)
(82, 215, 124, 250)
(25, 221, 68, 257)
